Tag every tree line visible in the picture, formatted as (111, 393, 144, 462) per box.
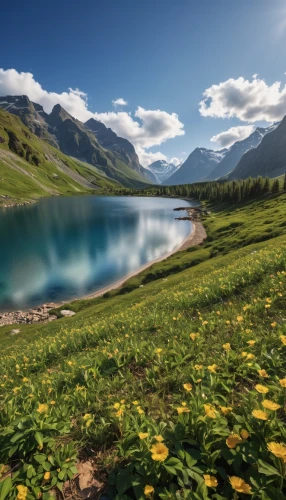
(114, 174, 286, 204)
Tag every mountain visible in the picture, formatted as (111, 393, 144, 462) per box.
(164, 148, 228, 185)
(228, 117, 286, 180)
(207, 124, 279, 181)
(148, 160, 179, 184)
(0, 96, 152, 188)
(84, 118, 155, 182)
(0, 108, 119, 206)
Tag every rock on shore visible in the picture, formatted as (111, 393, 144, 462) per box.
(0, 304, 58, 327)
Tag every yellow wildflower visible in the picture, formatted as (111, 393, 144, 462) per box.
(150, 442, 169, 461)
(154, 435, 164, 442)
(279, 378, 286, 388)
(155, 348, 162, 354)
(183, 383, 192, 392)
(177, 407, 190, 414)
(37, 403, 48, 414)
(267, 442, 286, 462)
(144, 485, 154, 496)
(139, 432, 149, 440)
(203, 474, 218, 487)
(271, 322, 277, 327)
(222, 343, 231, 350)
(226, 434, 242, 449)
(229, 476, 252, 494)
(137, 407, 145, 415)
(280, 335, 286, 345)
(190, 333, 198, 341)
(258, 369, 269, 378)
(237, 316, 243, 322)
(133, 400, 139, 405)
(16, 485, 29, 500)
(113, 402, 120, 409)
(262, 400, 281, 411)
(22, 377, 29, 383)
(44, 471, 51, 480)
(220, 406, 233, 415)
(252, 409, 268, 420)
(116, 408, 124, 417)
(204, 404, 217, 419)
(255, 384, 269, 394)
(194, 364, 203, 370)
(240, 429, 250, 439)
(208, 364, 218, 373)
(247, 340, 256, 346)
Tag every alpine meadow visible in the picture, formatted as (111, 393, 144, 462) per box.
(0, 1, 286, 499)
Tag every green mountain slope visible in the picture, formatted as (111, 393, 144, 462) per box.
(0, 108, 119, 206)
(0, 191, 286, 498)
(0, 96, 152, 188)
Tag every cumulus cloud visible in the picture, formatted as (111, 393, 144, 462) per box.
(112, 97, 128, 107)
(199, 75, 286, 123)
(169, 157, 182, 166)
(0, 68, 184, 166)
(136, 147, 167, 167)
(210, 125, 255, 148)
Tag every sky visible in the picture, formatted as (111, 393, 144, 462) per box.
(1, 0, 286, 166)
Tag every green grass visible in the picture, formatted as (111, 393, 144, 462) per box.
(0, 109, 122, 206)
(0, 193, 286, 499)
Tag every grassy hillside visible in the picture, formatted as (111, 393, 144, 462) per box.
(0, 109, 120, 206)
(0, 193, 286, 499)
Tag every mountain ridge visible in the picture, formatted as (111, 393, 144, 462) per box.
(0, 96, 152, 188)
(164, 147, 228, 185)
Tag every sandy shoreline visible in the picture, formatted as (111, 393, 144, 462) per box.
(0, 207, 206, 326)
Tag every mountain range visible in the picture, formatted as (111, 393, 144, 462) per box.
(1, 94, 286, 198)
(165, 123, 280, 186)
(0, 95, 153, 188)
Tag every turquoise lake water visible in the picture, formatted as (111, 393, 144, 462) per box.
(0, 196, 193, 311)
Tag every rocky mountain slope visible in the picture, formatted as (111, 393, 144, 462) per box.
(207, 124, 279, 181)
(0, 108, 119, 206)
(85, 118, 155, 183)
(228, 117, 286, 180)
(0, 96, 152, 188)
(164, 148, 228, 185)
(148, 159, 179, 183)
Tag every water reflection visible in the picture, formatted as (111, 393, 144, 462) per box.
(0, 196, 193, 310)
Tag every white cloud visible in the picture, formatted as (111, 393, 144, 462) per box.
(136, 147, 167, 167)
(210, 125, 255, 148)
(169, 157, 182, 166)
(199, 75, 286, 123)
(0, 68, 184, 166)
(112, 97, 128, 107)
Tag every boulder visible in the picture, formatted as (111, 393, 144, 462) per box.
(60, 309, 76, 317)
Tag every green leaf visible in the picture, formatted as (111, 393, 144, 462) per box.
(116, 470, 133, 495)
(0, 477, 13, 500)
(258, 460, 281, 477)
(34, 454, 46, 464)
(35, 432, 44, 449)
(165, 457, 183, 470)
(163, 465, 177, 475)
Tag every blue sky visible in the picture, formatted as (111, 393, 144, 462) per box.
(1, 0, 286, 166)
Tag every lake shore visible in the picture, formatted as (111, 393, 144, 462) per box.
(0, 206, 206, 327)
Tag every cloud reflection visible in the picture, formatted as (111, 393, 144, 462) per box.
(0, 196, 192, 310)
